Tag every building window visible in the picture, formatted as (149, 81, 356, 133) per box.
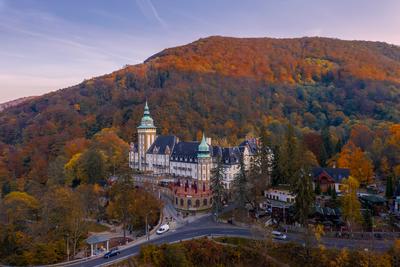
(188, 199, 192, 207)
(195, 199, 200, 207)
(180, 199, 184, 207)
(203, 199, 208, 206)
(175, 197, 178, 205)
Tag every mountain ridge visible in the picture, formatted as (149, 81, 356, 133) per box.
(0, 96, 37, 112)
(141, 35, 400, 84)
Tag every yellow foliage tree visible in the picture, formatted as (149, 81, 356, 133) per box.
(91, 128, 130, 175)
(64, 153, 87, 185)
(1, 191, 39, 226)
(394, 165, 400, 181)
(341, 176, 362, 231)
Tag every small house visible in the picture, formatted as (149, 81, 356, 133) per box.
(313, 167, 350, 193)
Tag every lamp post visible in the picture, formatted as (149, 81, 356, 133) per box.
(145, 210, 153, 241)
(66, 233, 70, 262)
(371, 211, 375, 251)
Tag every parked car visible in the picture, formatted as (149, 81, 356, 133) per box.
(156, 224, 170, 235)
(103, 248, 120, 259)
(272, 231, 287, 240)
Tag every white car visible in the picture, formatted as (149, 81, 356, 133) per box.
(272, 231, 287, 240)
(156, 224, 170, 235)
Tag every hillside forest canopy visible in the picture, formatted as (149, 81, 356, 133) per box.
(0, 36, 400, 264)
(0, 36, 399, 190)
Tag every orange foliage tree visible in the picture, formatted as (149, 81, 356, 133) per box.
(337, 142, 374, 184)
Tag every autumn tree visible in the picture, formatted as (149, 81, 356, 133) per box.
(107, 177, 161, 238)
(338, 142, 374, 184)
(341, 176, 362, 231)
(0, 191, 39, 228)
(349, 124, 373, 151)
(40, 187, 88, 257)
(81, 148, 107, 184)
(47, 156, 68, 185)
(76, 184, 104, 219)
(303, 132, 327, 166)
(64, 138, 90, 159)
(91, 128, 129, 176)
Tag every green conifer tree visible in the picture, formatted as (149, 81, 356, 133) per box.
(292, 167, 315, 226)
(278, 124, 299, 184)
(233, 153, 248, 211)
(211, 156, 225, 220)
(322, 127, 334, 159)
(315, 182, 321, 195)
(247, 126, 273, 209)
(331, 186, 337, 200)
(386, 175, 394, 198)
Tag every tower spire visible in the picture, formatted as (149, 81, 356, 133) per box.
(144, 100, 150, 116)
(138, 101, 155, 129)
(198, 132, 210, 158)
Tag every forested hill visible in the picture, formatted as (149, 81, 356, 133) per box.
(0, 96, 36, 112)
(146, 36, 400, 84)
(0, 36, 400, 185)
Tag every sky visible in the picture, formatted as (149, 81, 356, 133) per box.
(0, 0, 399, 103)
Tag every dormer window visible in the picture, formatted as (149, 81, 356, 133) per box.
(153, 146, 159, 153)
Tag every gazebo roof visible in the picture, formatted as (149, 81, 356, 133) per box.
(86, 235, 110, 245)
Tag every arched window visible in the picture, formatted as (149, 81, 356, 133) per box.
(203, 199, 208, 206)
(180, 198, 184, 207)
(195, 199, 200, 207)
(188, 199, 192, 207)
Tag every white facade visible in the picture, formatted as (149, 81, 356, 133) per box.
(222, 165, 239, 189)
(170, 161, 198, 178)
(265, 188, 296, 203)
(146, 153, 171, 175)
(129, 102, 267, 190)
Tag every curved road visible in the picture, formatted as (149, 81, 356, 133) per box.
(67, 224, 251, 267)
(66, 213, 394, 267)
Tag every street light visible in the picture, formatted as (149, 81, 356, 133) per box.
(66, 233, 70, 262)
(145, 210, 153, 241)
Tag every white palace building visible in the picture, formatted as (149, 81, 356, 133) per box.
(129, 102, 260, 189)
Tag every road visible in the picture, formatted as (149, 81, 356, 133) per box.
(66, 213, 395, 267)
(66, 218, 251, 267)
